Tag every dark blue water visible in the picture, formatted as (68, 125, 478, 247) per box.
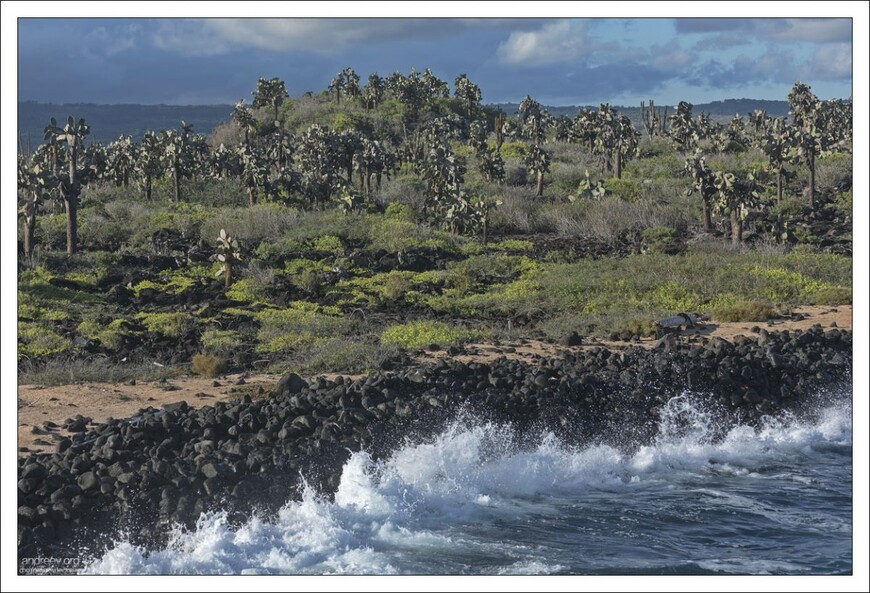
(84, 394, 852, 575)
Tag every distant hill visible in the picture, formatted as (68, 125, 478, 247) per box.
(18, 102, 234, 147)
(18, 98, 793, 148)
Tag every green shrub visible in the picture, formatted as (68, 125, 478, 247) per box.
(385, 202, 414, 221)
(76, 318, 129, 350)
(312, 234, 344, 254)
(380, 320, 486, 350)
(191, 353, 226, 377)
(254, 303, 346, 354)
(604, 177, 641, 202)
(295, 270, 323, 294)
(18, 322, 69, 359)
(383, 272, 412, 300)
(226, 277, 269, 304)
(770, 196, 806, 218)
(299, 338, 395, 374)
(620, 317, 657, 337)
(809, 286, 851, 305)
(500, 141, 528, 159)
(712, 300, 777, 322)
(136, 312, 195, 337)
(641, 226, 681, 254)
(200, 329, 245, 354)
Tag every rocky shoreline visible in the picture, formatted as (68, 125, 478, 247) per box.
(18, 324, 852, 561)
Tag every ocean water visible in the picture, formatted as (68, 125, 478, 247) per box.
(82, 393, 852, 575)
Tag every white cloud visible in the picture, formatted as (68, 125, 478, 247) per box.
(648, 40, 695, 72)
(802, 42, 852, 80)
(151, 19, 472, 56)
(497, 20, 613, 66)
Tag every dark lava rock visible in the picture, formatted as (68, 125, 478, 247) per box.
(162, 401, 190, 414)
(17, 326, 852, 559)
(76, 472, 99, 492)
(275, 372, 308, 396)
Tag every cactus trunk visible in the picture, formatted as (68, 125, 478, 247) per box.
(23, 211, 35, 261)
(808, 152, 816, 208)
(776, 170, 783, 203)
(65, 143, 79, 256)
(536, 170, 544, 197)
(173, 166, 181, 202)
(730, 209, 742, 245)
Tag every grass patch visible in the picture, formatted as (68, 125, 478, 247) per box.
(136, 312, 196, 337)
(380, 320, 487, 350)
(191, 353, 227, 377)
(254, 302, 346, 354)
(18, 322, 69, 359)
(711, 300, 777, 323)
(808, 286, 851, 306)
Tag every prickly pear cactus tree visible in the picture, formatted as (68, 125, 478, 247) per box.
(711, 169, 762, 245)
(237, 144, 270, 207)
(43, 116, 91, 255)
(478, 145, 505, 183)
(758, 118, 797, 203)
(667, 101, 699, 154)
(570, 169, 607, 202)
(232, 99, 257, 144)
(523, 142, 551, 197)
(213, 229, 242, 289)
(787, 81, 818, 132)
(362, 73, 385, 110)
(106, 135, 136, 187)
(684, 153, 717, 232)
(252, 77, 289, 125)
(454, 73, 482, 119)
(570, 108, 599, 154)
(18, 156, 55, 262)
(135, 131, 164, 201)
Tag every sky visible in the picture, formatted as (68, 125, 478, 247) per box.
(17, 17, 854, 107)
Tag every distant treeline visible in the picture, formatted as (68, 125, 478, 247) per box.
(18, 98, 791, 147)
(492, 99, 792, 123)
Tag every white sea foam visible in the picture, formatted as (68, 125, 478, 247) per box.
(83, 395, 852, 575)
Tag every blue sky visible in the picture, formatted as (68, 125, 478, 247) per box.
(17, 18, 853, 106)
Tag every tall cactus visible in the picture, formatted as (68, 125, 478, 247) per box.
(213, 229, 241, 289)
(641, 100, 667, 137)
(43, 116, 90, 256)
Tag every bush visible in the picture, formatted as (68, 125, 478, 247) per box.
(200, 329, 245, 355)
(604, 177, 641, 202)
(191, 353, 226, 377)
(312, 235, 344, 254)
(383, 272, 412, 300)
(711, 300, 776, 322)
(641, 226, 681, 254)
(500, 141, 528, 158)
(809, 286, 851, 306)
(380, 320, 487, 350)
(137, 312, 196, 337)
(770, 196, 807, 218)
(18, 322, 69, 359)
(619, 317, 657, 338)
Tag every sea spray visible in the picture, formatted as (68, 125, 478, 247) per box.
(84, 394, 852, 575)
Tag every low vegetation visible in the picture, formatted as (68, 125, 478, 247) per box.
(17, 73, 852, 383)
